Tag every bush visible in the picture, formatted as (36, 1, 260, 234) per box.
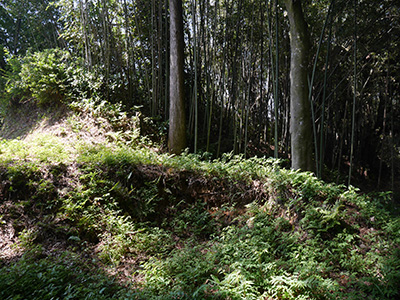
(15, 49, 70, 105)
(1, 49, 103, 107)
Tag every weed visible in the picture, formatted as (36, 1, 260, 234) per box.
(166, 200, 216, 238)
(0, 251, 134, 299)
(140, 243, 219, 298)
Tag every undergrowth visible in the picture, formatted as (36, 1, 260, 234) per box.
(0, 249, 139, 300)
(1, 108, 400, 299)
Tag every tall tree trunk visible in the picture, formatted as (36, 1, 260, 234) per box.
(151, 0, 157, 116)
(348, 0, 357, 186)
(164, 0, 169, 119)
(284, 0, 314, 171)
(168, 0, 186, 154)
(101, 0, 111, 101)
(122, 0, 133, 103)
(274, 0, 279, 159)
(80, 0, 92, 71)
(192, 0, 198, 153)
(319, 0, 335, 177)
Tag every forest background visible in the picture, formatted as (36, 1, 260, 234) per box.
(1, 1, 400, 299)
(0, 0, 399, 196)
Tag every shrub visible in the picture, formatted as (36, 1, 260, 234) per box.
(17, 49, 70, 105)
(1, 49, 103, 107)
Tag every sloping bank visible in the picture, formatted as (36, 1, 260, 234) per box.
(0, 105, 399, 300)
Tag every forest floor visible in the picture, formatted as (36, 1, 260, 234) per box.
(0, 102, 400, 300)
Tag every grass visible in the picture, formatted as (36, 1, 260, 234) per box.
(0, 105, 399, 300)
(0, 133, 73, 164)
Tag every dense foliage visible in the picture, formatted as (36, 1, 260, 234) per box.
(1, 0, 399, 189)
(0, 103, 399, 298)
(0, 0, 399, 298)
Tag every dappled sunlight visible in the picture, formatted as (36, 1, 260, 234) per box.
(1, 121, 399, 298)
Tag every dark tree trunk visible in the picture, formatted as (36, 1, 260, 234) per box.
(284, 0, 314, 171)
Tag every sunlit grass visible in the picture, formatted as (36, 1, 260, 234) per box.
(0, 133, 75, 163)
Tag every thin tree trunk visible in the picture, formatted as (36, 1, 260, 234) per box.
(101, 0, 111, 101)
(192, 0, 198, 153)
(158, 0, 164, 116)
(217, 1, 228, 157)
(319, 0, 335, 177)
(348, 0, 357, 186)
(206, 0, 217, 153)
(378, 95, 387, 188)
(151, 0, 157, 116)
(123, 0, 133, 102)
(274, 0, 279, 159)
(164, 0, 170, 119)
(244, 34, 252, 158)
(259, 1, 266, 145)
(132, 1, 151, 101)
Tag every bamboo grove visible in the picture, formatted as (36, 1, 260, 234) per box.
(0, 0, 399, 190)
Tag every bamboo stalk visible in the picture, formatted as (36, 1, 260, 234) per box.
(348, 0, 357, 186)
(319, 0, 335, 177)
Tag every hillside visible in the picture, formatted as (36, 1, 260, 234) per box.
(0, 103, 399, 300)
